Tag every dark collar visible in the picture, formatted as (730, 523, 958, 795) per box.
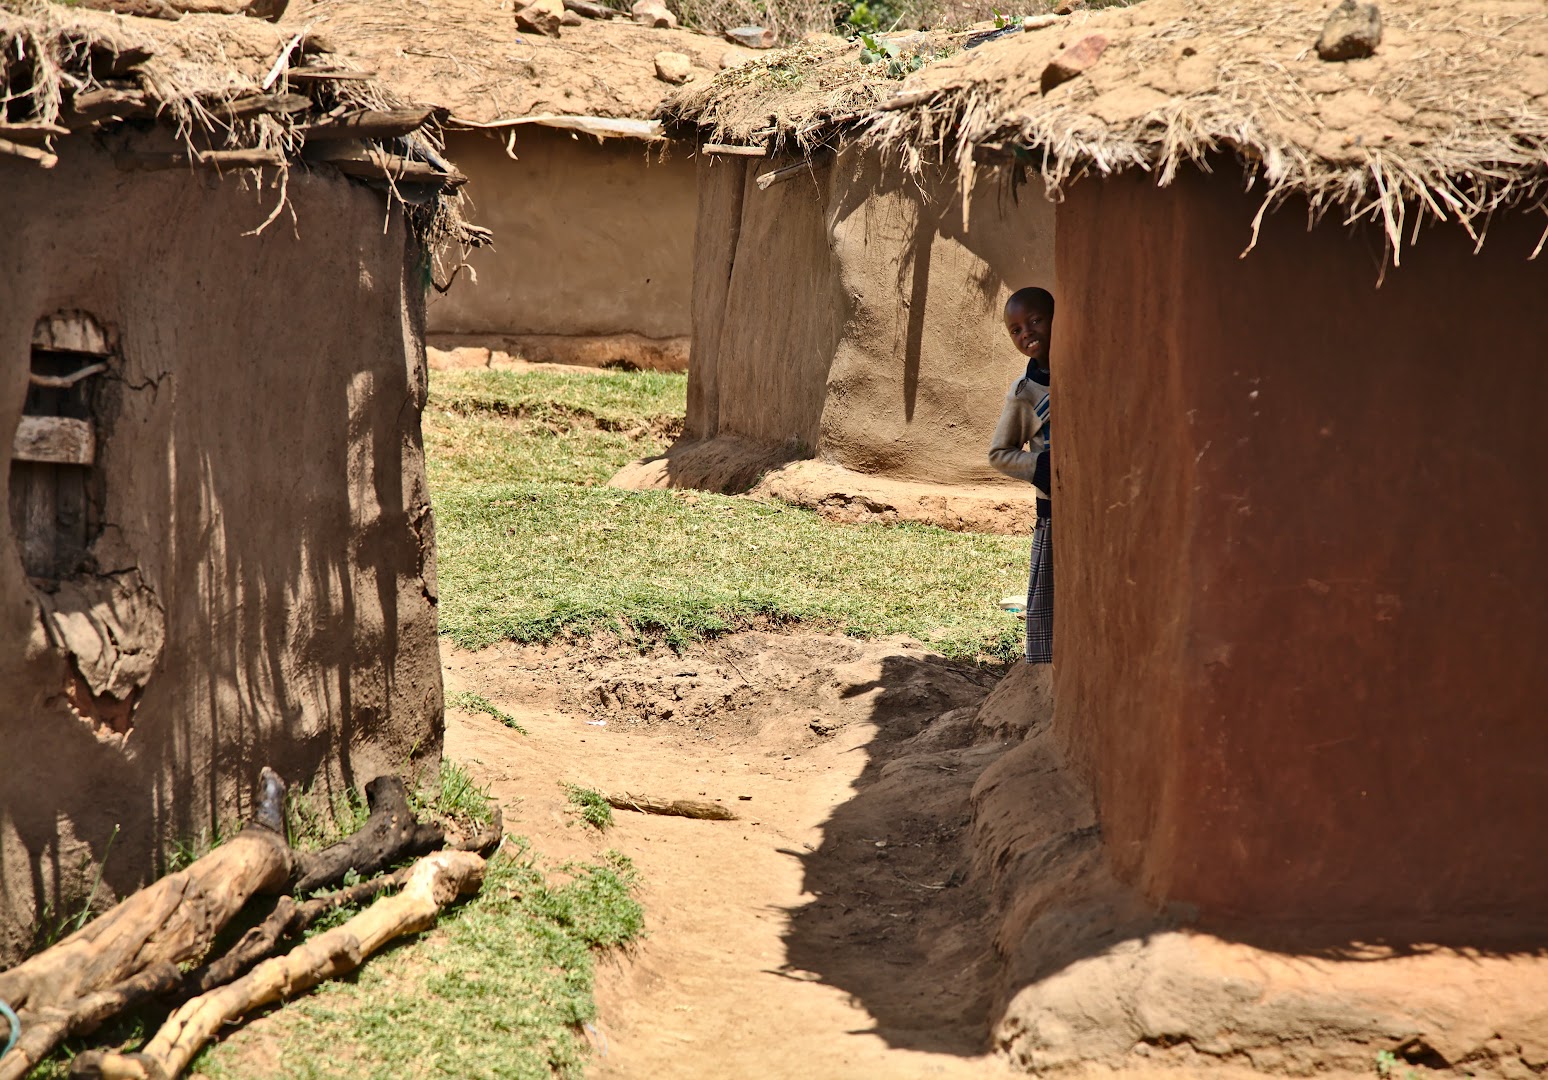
(1024, 359, 1050, 387)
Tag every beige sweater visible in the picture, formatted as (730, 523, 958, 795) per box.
(988, 371, 1050, 500)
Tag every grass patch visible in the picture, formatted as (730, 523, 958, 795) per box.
(564, 785, 613, 832)
(424, 368, 685, 488)
(447, 690, 528, 735)
(194, 844, 644, 1080)
(428, 367, 1027, 662)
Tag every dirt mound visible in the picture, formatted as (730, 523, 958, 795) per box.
(429, 334, 690, 373)
(752, 459, 1039, 534)
(607, 435, 802, 493)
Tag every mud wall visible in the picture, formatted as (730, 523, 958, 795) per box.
(1054, 167, 1548, 934)
(0, 142, 443, 962)
(430, 128, 696, 343)
(685, 147, 1056, 485)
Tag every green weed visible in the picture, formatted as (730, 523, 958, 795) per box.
(564, 785, 614, 832)
(447, 690, 528, 735)
(194, 844, 644, 1080)
(414, 759, 497, 828)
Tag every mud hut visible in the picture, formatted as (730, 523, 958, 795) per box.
(623, 33, 1050, 532)
(679, 0, 1548, 1069)
(844, 0, 1548, 1070)
(0, 4, 472, 963)
(303, 0, 732, 371)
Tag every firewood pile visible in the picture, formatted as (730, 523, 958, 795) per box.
(0, 769, 502, 1080)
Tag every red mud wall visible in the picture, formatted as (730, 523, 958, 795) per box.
(0, 143, 443, 962)
(1055, 168, 1548, 933)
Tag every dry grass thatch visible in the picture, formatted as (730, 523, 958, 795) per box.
(668, 0, 1548, 257)
(0, 0, 478, 247)
(293, 0, 730, 127)
(658, 29, 957, 149)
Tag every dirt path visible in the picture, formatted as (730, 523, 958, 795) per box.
(444, 631, 1021, 1080)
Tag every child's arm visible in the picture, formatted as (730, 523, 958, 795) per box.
(988, 389, 1045, 485)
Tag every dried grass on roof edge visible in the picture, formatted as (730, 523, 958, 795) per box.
(0, 0, 477, 253)
(669, 0, 1548, 258)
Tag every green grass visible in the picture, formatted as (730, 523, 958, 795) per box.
(427, 366, 1027, 664)
(564, 785, 613, 832)
(425, 368, 685, 488)
(447, 690, 528, 735)
(194, 844, 644, 1080)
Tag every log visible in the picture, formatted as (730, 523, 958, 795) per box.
(212, 92, 312, 121)
(303, 143, 466, 188)
(755, 159, 818, 190)
(0, 829, 290, 1018)
(66, 89, 154, 124)
(605, 793, 738, 821)
(298, 107, 439, 142)
(702, 142, 766, 157)
(0, 122, 68, 142)
(283, 67, 378, 82)
(0, 964, 180, 1080)
(114, 148, 286, 172)
(290, 775, 445, 894)
(0, 138, 58, 168)
(563, 0, 618, 17)
(73, 851, 486, 1080)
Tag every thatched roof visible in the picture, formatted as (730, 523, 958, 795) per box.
(667, 0, 1548, 255)
(659, 29, 957, 150)
(296, 0, 731, 133)
(0, 0, 480, 245)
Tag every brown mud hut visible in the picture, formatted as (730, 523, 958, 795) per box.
(679, 0, 1548, 1071)
(303, 0, 733, 371)
(624, 32, 1051, 533)
(0, 3, 471, 963)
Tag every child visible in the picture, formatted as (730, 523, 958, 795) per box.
(988, 286, 1054, 664)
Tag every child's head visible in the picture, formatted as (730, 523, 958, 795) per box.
(1004, 286, 1054, 367)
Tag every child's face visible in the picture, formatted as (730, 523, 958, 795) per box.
(1004, 300, 1052, 365)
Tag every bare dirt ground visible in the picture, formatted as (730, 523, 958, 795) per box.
(443, 630, 1022, 1080)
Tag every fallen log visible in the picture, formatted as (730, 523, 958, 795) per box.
(606, 793, 738, 821)
(290, 774, 446, 893)
(0, 829, 290, 1016)
(0, 964, 181, 1080)
(72, 850, 487, 1080)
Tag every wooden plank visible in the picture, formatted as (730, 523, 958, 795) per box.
(0, 122, 69, 142)
(702, 142, 767, 157)
(115, 147, 287, 172)
(755, 159, 815, 190)
(31, 314, 114, 356)
(12, 417, 95, 466)
(299, 108, 439, 142)
(0, 139, 58, 168)
(303, 143, 466, 187)
(9, 461, 56, 579)
(284, 67, 378, 82)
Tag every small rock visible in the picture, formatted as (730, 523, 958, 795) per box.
(1053, 0, 1082, 12)
(1316, 0, 1381, 61)
(514, 0, 563, 36)
(654, 49, 692, 83)
(561, 9, 583, 24)
(724, 24, 775, 48)
(719, 48, 754, 69)
(1021, 13, 1060, 29)
(631, 0, 677, 27)
(1040, 32, 1107, 94)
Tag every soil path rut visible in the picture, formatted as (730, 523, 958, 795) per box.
(444, 632, 1019, 1080)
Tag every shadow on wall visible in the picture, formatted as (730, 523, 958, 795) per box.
(778, 654, 1548, 1069)
(0, 160, 441, 961)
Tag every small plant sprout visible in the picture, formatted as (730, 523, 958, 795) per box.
(448, 689, 529, 735)
(565, 784, 614, 831)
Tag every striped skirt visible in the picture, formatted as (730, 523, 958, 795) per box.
(1025, 517, 1053, 664)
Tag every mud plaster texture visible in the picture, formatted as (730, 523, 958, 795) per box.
(0, 141, 443, 964)
(427, 129, 696, 348)
(1052, 165, 1548, 937)
(671, 144, 1057, 491)
(974, 669, 1548, 1078)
